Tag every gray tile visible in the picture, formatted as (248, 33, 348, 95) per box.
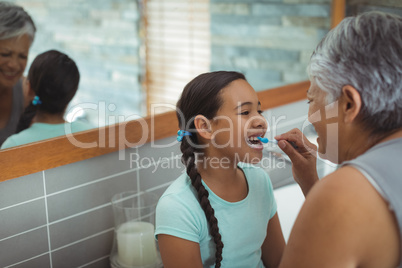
(137, 136, 181, 163)
(44, 148, 137, 194)
(80, 256, 110, 268)
(51, 230, 113, 268)
(11, 254, 51, 268)
(0, 199, 47, 240)
(47, 172, 138, 222)
(49, 205, 114, 249)
(139, 157, 184, 192)
(0, 227, 49, 267)
(0, 172, 43, 210)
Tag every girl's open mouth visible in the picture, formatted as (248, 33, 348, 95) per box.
(246, 136, 264, 149)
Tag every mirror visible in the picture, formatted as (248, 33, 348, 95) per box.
(25, 1, 146, 127)
(2, 0, 334, 150)
(1, 0, 338, 154)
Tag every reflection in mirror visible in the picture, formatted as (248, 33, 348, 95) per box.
(2, 0, 334, 149)
(17, 0, 334, 125)
(23, 1, 145, 127)
(1, 50, 94, 149)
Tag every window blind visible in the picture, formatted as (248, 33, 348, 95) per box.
(144, 0, 210, 115)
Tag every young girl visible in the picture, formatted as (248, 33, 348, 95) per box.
(1, 50, 92, 149)
(155, 71, 285, 268)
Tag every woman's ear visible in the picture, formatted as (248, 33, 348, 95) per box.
(341, 85, 362, 123)
(194, 115, 212, 140)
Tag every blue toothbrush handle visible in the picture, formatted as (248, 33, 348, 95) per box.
(258, 136, 298, 148)
(258, 137, 283, 145)
(257, 137, 269, 143)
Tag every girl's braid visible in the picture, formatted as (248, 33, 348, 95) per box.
(180, 139, 224, 267)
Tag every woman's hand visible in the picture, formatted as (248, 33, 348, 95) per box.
(275, 128, 319, 196)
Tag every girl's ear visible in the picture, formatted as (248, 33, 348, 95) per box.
(341, 85, 362, 123)
(22, 77, 36, 107)
(194, 115, 212, 140)
(25, 79, 35, 99)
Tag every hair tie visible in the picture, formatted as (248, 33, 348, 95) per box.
(32, 96, 42, 106)
(177, 130, 192, 142)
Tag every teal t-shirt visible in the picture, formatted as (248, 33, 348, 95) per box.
(155, 162, 277, 268)
(1, 120, 93, 149)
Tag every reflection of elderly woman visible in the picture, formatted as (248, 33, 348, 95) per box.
(276, 11, 402, 267)
(0, 2, 36, 145)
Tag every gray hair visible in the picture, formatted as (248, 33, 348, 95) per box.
(308, 11, 402, 134)
(0, 2, 36, 41)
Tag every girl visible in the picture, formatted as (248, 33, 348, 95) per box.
(155, 71, 285, 268)
(1, 50, 92, 149)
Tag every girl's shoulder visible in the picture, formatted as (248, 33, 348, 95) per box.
(159, 172, 198, 204)
(157, 172, 206, 221)
(70, 120, 95, 132)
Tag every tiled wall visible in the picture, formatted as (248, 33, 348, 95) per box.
(0, 138, 182, 267)
(210, 0, 332, 90)
(0, 100, 310, 267)
(347, 0, 402, 16)
(209, 0, 402, 92)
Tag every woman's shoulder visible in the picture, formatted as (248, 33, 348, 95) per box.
(304, 166, 394, 232)
(284, 166, 400, 267)
(311, 166, 375, 202)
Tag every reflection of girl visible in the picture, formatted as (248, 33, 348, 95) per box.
(1, 50, 92, 149)
(155, 71, 285, 267)
(0, 2, 36, 145)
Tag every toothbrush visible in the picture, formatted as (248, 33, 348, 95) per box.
(258, 136, 298, 148)
(257, 137, 278, 144)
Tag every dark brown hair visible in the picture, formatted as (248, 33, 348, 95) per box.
(176, 71, 246, 267)
(17, 50, 80, 132)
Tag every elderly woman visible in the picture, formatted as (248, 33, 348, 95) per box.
(276, 11, 402, 268)
(0, 2, 36, 145)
